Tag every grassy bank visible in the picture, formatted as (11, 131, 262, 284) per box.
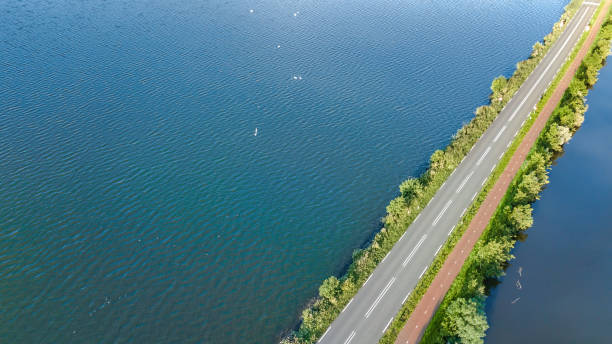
(281, 1, 585, 343)
(419, 9, 612, 344)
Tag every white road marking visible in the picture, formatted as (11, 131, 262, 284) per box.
(521, 119, 526, 126)
(584, 1, 599, 6)
(415, 213, 421, 221)
(448, 226, 454, 236)
(365, 277, 396, 318)
(342, 299, 354, 313)
(402, 291, 411, 304)
(434, 245, 442, 256)
(490, 164, 496, 173)
(400, 232, 406, 241)
(432, 200, 453, 226)
(344, 330, 356, 344)
(493, 125, 507, 142)
(381, 252, 390, 263)
(476, 147, 491, 165)
(383, 317, 394, 333)
(507, 8, 589, 124)
(419, 266, 428, 279)
(499, 152, 504, 160)
(364, 274, 373, 286)
(318, 327, 331, 343)
(402, 235, 427, 267)
(461, 208, 467, 217)
(481, 178, 487, 186)
(456, 171, 474, 193)
(471, 192, 477, 201)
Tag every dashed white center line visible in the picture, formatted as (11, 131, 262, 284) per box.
(433, 200, 453, 226)
(383, 317, 394, 333)
(476, 147, 491, 165)
(507, 8, 589, 124)
(365, 277, 396, 318)
(343, 330, 356, 344)
(456, 171, 474, 193)
(318, 327, 331, 343)
(403, 235, 427, 267)
(493, 125, 507, 142)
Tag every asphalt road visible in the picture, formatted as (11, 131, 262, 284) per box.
(318, 2, 599, 343)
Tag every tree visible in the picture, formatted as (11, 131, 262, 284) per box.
(514, 171, 543, 204)
(399, 178, 423, 202)
(385, 197, 407, 225)
(531, 41, 545, 58)
(491, 76, 508, 98)
(510, 204, 533, 231)
(319, 277, 340, 306)
(544, 123, 563, 152)
(556, 105, 577, 129)
(429, 149, 446, 173)
(475, 240, 514, 278)
(442, 297, 489, 344)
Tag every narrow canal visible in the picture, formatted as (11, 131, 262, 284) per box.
(485, 59, 612, 343)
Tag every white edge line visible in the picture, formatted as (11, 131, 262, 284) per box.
(318, 327, 331, 343)
(381, 252, 390, 263)
(383, 317, 394, 333)
(342, 298, 354, 313)
(364, 274, 373, 286)
(402, 291, 411, 304)
(419, 266, 428, 279)
(434, 244, 442, 256)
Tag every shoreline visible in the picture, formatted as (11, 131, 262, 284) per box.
(282, 1, 587, 343)
(414, 1, 612, 343)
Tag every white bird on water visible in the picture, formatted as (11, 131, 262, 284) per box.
(254, 128, 258, 136)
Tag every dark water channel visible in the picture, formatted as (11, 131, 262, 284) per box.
(485, 59, 612, 343)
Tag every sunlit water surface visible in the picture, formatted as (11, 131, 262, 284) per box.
(0, 0, 569, 342)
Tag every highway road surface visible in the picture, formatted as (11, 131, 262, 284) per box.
(317, 2, 599, 343)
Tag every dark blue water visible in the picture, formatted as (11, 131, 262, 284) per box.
(485, 58, 612, 343)
(0, 0, 570, 342)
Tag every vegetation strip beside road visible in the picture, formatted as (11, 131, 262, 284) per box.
(281, 1, 587, 343)
(380, 2, 607, 342)
(399, 3, 612, 344)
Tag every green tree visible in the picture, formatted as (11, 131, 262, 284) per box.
(475, 240, 514, 278)
(556, 105, 577, 129)
(399, 178, 423, 202)
(510, 204, 533, 231)
(545, 123, 563, 152)
(385, 197, 407, 225)
(319, 277, 340, 306)
(514, 171, 543, 204)
(442, 297, 489, 344)
(429, 149, 446, 173)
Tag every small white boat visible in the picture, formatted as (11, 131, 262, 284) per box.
(254, 128, 258, 136)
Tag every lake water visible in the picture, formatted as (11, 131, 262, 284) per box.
(485, 58, 612, 342)
(0, 0, 570, 342)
